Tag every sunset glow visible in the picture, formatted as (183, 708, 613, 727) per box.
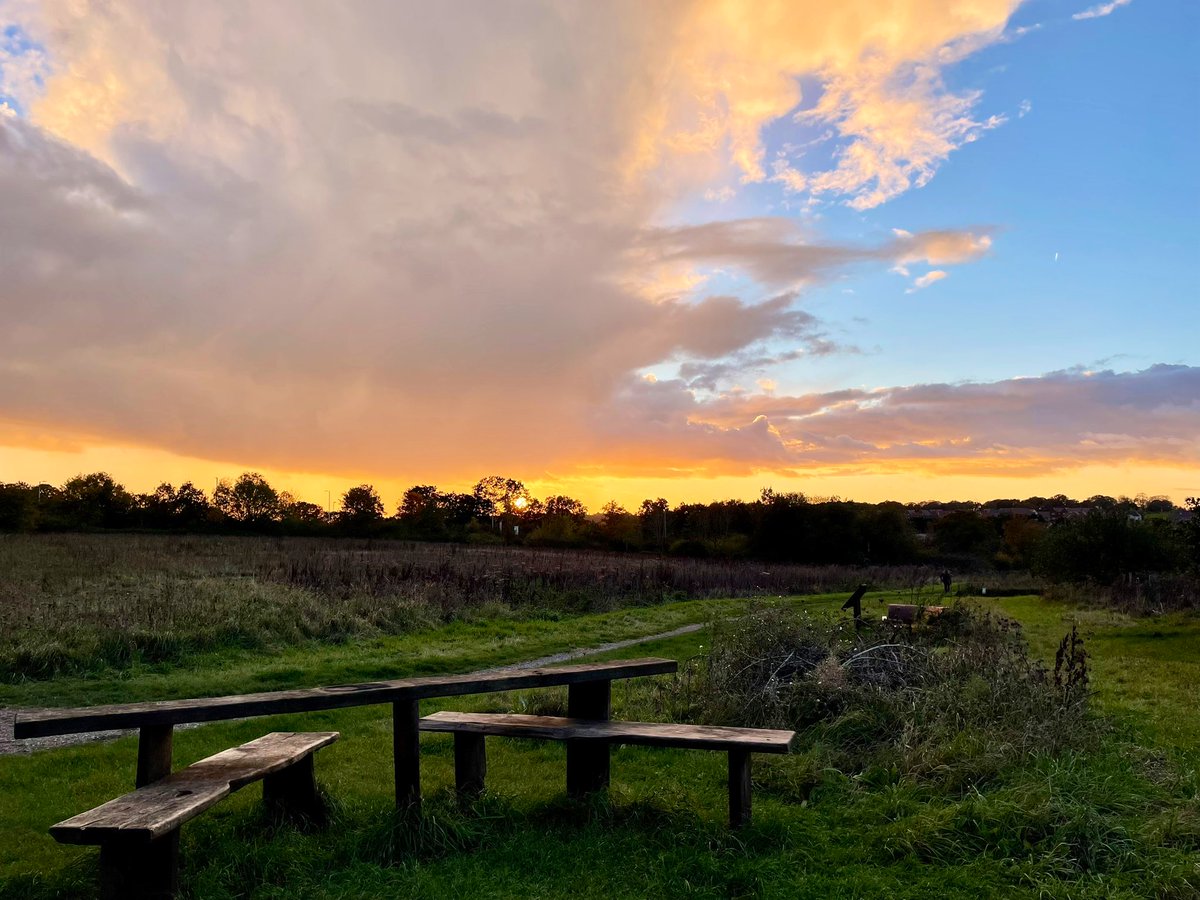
(1, 0, 1196, 509)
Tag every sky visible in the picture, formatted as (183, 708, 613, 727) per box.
(0, 0, 1197, 512)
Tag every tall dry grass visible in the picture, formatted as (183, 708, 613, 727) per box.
(0, 533, 1038, 679)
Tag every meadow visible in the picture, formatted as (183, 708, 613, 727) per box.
(0, 535, 1196, 898)
(0, 534, 1036, 681)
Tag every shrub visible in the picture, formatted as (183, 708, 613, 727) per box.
(646, 603, 1093, 788)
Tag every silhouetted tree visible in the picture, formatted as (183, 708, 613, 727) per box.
(527, 494, 590, 547)
(638, 498, 669, 550)
(997, 517, 1046, 569)
(599, 501, 638, 550)
(930, 510, 997, 558)
(544, 495, 587, 519)
(1034, 508, 1181, 582)
(285, 500, 327, 523)
(140, 481, 211, 529)
(397, 485, 451, 538)
(58, 472, 134, 529)
(213, 472, 281, 525)
(0, 482, 38, 532)
(1184, 498, 1200, 571)
(472, 475, 530, 516)
(341, 484, 383, 520)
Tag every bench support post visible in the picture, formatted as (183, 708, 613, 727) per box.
(263, 753, 323, 822)
(453, 732, 487, 803)
(728, 749, 751, 828)
(99, 830, 179, 900)
(566, 681, 611, 797)
(136, 724, 173, 787)
(393, 698, 421, 810)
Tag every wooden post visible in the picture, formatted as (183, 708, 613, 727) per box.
(393, 698, 421, 810)
(135, 725, 173, 788)
(263, 753, 323, 822)
(728, 749, 751, 828)
(99, 831, 179, 900)
(842, 584, 868, 633)
(453, 732, 487, 803)
(566, 680, 611, 798)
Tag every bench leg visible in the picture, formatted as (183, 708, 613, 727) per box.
(99, 830, 179, 900)
(728, 749, 751, 828)
(136, 724, 174, 787)
(263, 753, 324, 822)
(454, 732, 487, 803)
(393, 698, 421, 810)
(566, 681, 611, 798)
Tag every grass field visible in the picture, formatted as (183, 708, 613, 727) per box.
(0, 541, 1196, 898)
(0, 533, 1037, 681)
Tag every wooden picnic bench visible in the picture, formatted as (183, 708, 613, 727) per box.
(14, 658, 676, 898)
(420, 712, 795, 827)
(52, 732, 337, 900)
(14, 657, 677, 801)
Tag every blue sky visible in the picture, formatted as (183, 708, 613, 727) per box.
(674, 0, 1198, 394)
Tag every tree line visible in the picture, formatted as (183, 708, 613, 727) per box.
(0, 472, 1195, 579)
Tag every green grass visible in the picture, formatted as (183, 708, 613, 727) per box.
(2, 591, 1198, 898)
(993, 596, 1200, 755)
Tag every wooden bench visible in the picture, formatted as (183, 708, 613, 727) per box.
(16, 659, 676, 893)
(52, 731, 337, 900)
(420, 712, 795, 827)
(15, 657, 676, 807)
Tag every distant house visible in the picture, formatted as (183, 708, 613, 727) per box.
(1040, 507, 1095, 524)
(979, 507, 1038, 520)
(905, 507, 953, 520)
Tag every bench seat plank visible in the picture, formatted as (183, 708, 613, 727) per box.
(420, 712, 794, 753)
(51, 732, 338, 844)
(15, 658, 676, 738)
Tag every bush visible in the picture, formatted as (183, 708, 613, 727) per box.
(646, 603, 1093, 788)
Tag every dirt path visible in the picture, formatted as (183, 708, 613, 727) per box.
(0, 622, 703, 756)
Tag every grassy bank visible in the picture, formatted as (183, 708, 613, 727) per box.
(1, 591, 1197, 898)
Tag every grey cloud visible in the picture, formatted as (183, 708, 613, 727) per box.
(664, 293, 816, 358)
(678, 346, 841, 391)
(692, 365, 1200, 470)
(544, 365, 1198, 477)
(1, 2, 1156, 489)
(635, 218, 993, 289)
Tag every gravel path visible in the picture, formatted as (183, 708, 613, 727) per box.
(0, 622, 703, 756)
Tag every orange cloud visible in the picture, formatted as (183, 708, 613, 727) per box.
(7, 1, 1187, 512)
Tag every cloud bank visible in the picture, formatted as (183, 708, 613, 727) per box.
(4, 1, 1188, 492)
(589, 365, 1200, 478)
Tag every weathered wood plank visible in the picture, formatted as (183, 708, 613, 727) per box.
(135, 724, 173, 788)
(263, 753, 323, 822)
(566, 681, 611, 797)
(98, 830, 178, 900)
(15, 658, 677, 738)
(51, 732, 338, 843)
(393, 698, 421, 810)
(453, 732, 487, 802)
(420, 713, 795, 753)
(728, 749, 752, 828)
